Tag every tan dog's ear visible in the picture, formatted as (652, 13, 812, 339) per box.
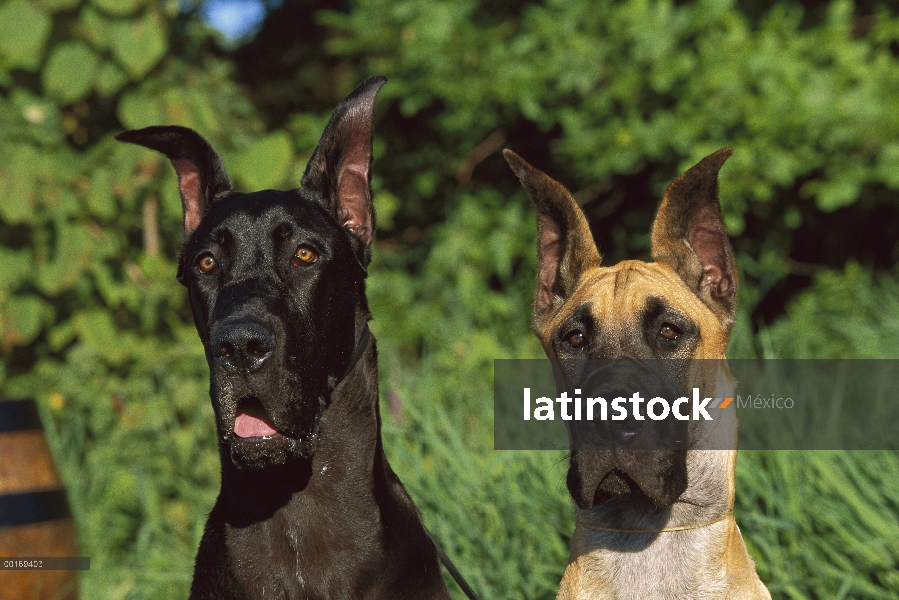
(651, 148, 737, 326)
(503, 150, 601, 330)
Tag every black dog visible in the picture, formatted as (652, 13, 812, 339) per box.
(117, 77, 450, 599)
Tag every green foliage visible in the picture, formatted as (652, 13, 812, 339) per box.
(328, 0, 899, 201)
(43, 42, 100, 104)
(1, 0, 899, 598)
(0, 0, 52, 71)
(325, 0, 899, 289)
(762, 264, 899, 358)
(108, 13, 168, 79)
(228, 131, 294, 190)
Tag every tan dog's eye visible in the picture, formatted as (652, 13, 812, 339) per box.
(658, 323, 681, 341)
(292, 246, 319, 266)
(566, 330, 585, 348)
(197, 254, 218, 274)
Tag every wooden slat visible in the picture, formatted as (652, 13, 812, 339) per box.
(0, 520, 78, 600)
(0, 431, 62, 494)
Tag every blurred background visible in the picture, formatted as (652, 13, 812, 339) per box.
(1, 0, 899, 597)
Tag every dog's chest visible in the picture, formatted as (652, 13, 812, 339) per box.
(223, 494, 384, 599)
(564, 524, 731, 600)
(225, 518, 309, 598)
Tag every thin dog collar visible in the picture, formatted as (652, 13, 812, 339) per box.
(580, 512, 732, 534)
(341, 324, 372, 380)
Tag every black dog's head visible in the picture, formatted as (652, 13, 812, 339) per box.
(504, 148, 737, 510)
(117, 77, 386, 469)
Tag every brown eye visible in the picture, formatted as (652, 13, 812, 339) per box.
(292, 246, 319, 266)
(658, 323, 681, 342)
(566, 330, 585, 348)
(197, 254, 218, 274)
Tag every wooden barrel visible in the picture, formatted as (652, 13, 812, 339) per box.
(0, 398, 78, 600)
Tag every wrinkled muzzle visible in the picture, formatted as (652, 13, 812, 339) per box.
(563, 359, 691, 508)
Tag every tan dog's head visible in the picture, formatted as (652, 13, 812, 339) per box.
(504, 148, 737, 510)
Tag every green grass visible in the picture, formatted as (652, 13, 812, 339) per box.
(376, 343, 899, 599)
(736, 451, 899, 599)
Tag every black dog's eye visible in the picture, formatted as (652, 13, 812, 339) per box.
(565, 330, 586, 348)
(196, 254, 218, 275)
(658, 323, 682, 342)
(292, 245, 319, 266)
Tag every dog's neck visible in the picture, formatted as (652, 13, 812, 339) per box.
(558, 451, 747, 600)
(556, 378, 759, 600)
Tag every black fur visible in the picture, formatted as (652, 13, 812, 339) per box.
(117, 77, 450, 599)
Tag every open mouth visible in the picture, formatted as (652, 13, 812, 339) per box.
(225, 395, 321, 468)
(234, 396, 280, 439)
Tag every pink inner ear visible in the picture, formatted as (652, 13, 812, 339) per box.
(172, 158, 205, 235)
(335, 139, 373, 245)
(689, 205, 734, 300)
(536, 215, 563, 312)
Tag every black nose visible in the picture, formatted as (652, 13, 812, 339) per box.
(210, 321, 276, 374)
(577, 409, 643, 447)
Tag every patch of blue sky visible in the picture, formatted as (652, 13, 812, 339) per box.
(201, 0, 267, 40)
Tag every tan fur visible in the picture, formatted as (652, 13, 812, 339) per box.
(504, 149, 770, 599)
(546, 264, 768, 599)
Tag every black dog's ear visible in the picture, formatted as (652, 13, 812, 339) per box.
(116, 126, 232, 238)
(503, 149, 601, 332)
(301, 76, 386, 247)
(651, 148, 737, 326)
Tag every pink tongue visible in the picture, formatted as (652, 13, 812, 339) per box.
(234, 412, 278, 438)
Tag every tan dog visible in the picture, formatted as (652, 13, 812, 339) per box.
(504, 148, 770, 599)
